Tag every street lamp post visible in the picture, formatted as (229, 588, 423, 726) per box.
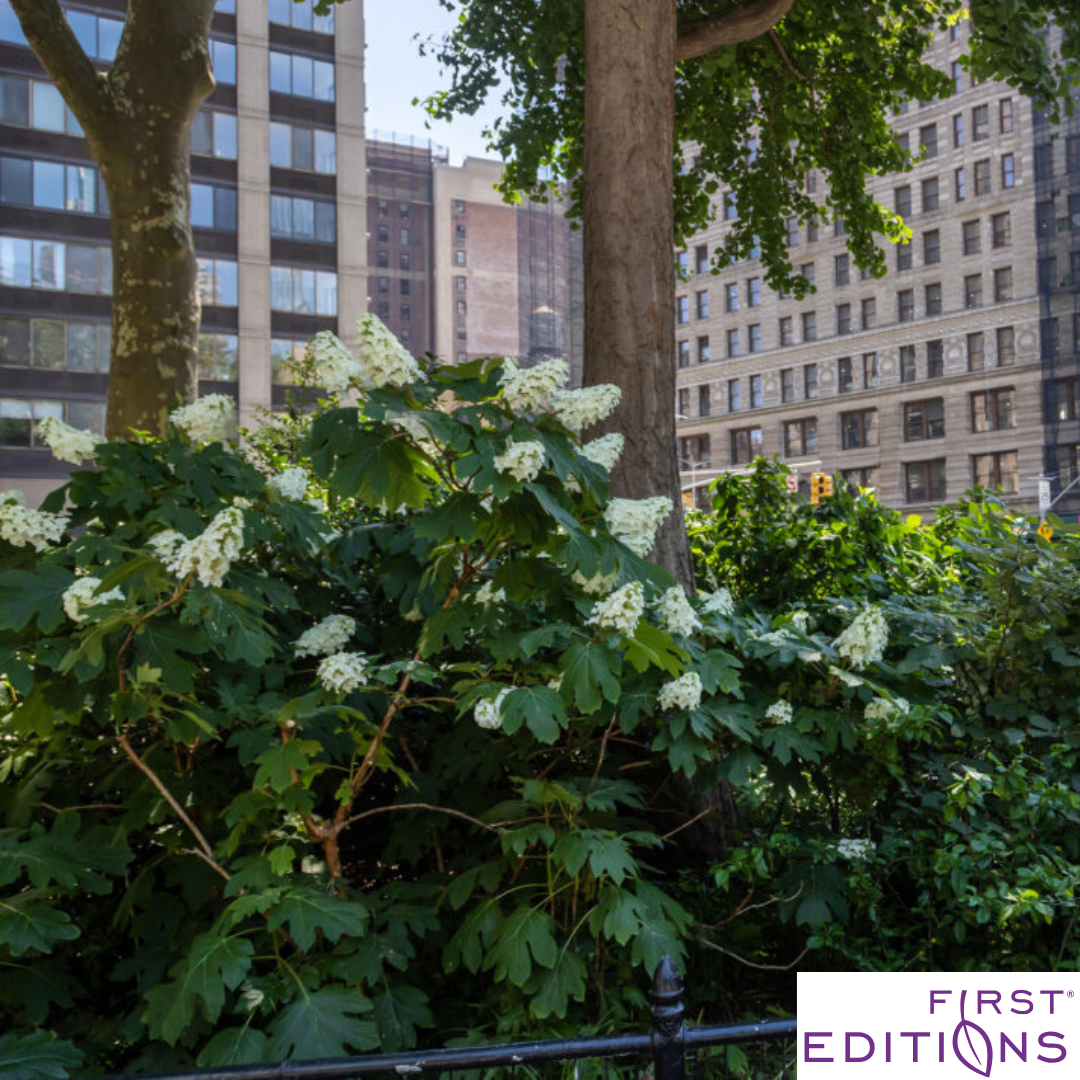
(678, 457, 702, 508)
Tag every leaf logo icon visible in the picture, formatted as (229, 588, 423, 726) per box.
(953, 990, 994, 1077)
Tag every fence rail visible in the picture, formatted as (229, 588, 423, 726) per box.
(99, 958, 797, 1080)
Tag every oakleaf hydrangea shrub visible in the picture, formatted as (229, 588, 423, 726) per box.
(3, 326, 1079, 1077)
(683, 463, 1080, 998)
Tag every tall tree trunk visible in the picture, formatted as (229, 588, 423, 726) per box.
(582, 0, 694, 590)
(11, 0, 216, 439)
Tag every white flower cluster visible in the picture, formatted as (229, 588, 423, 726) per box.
(62, 576, 124, 623)
(166, 506, 245, 588)
(36, 416, 99, 464)
(580, 433, 624, 473)
(864, 696, 910, 721)
(474, 580, 506, 607)
(147, 529, 186, 560)
(317, 650, 370, 694)
(0, 492, 68, 551)
(657, 587, 701, 637)
(571, 568, 619, 596)
(308, 330, 362, 393)
(550, 384, 621, 431)
(587, 581, 645, 636)
(493, 440, 546, 483)
(170, 394, 236, 445)
(356, 314, 421, 388)
(604, 496, 673, 557)
(765, 700, 793, 725)
(295, 614, 356, 658)
(474, 687, 511, 730)
(834, 606, 889, 669)
(566, 433, 625, 494)
(835, 838, 875, 862)
(700, 587, 735, 617)
(790, 610, 811, 632)
(499, 357, 569, 412)
(658, 671, 703, 712)
(268, 466, 309, 501)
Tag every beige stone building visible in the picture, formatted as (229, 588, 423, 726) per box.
(675, 22, 1080, 518)
(0, 0, 366, 503)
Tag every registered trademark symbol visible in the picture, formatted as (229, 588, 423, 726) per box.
(1069, 991, 1075, 999)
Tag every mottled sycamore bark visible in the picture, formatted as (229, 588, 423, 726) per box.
(583, 0, 690, 587)
(11, 0, 216, 438)
(582, 0, 799, 588)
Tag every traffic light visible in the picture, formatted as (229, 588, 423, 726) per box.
(809, 472, 833, 504)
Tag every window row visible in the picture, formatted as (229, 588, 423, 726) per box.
(375, 249, 413, 271)
(0, 74, 84, 135)
(0, 155, 106, 215)
(269, 120, 337, 174)
(374, 276, 413, 297)
(727, 433, 1019, 503)
(692, 329, 1018, 416)
(269, 50, 334, 101)
(0, 396, 105, 447)
(196, 257, 238, 307)
(191, 109, 238, 160)
(777, 393, 1017, 457)
(374, 224, 413, 246)
(197, 332, 238, 381)
(269, 265, 338, 315)
(893, 214, 1011, 270)
(270, 193, 336, 243)
(0, 316, 110, 372)
(1036, 135, 1080, 181)
(268, 0, 335, 32)
(191, 182, 237, 231)
(903, 456, 1020, 501)
(0, 4, 238, 84)
(0, 235, 111, 293)
(897, 267, 1013, 320)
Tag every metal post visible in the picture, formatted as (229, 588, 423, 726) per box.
(650, 956, 686, 1080)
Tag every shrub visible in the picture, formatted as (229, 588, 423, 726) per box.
(3, 341, 1078, 1078)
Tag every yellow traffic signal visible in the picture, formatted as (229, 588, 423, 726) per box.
(1038, 519, 1054, 541)
(810, 472, 833, 504)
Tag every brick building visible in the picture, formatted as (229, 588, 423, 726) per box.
(0, 0, 367, 504)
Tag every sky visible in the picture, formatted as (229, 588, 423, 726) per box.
(363, 0, 506, 164)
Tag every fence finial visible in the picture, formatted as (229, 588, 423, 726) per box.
(650, 955, 686, 1080)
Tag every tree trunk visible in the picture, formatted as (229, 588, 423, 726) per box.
(582, 0, 694, 590)
(99, 117, 201, 439)
(11, 0, 216, 439)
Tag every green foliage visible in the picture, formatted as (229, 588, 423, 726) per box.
(5, 345, 1080, 1075)
(400, 1, 1078, 292)
(682, 464, 1080, 982)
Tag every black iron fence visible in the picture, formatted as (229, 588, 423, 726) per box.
(100, 958, 797, 1080)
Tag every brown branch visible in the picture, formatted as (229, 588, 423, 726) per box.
(661, 802, 716, 841)
(9, 0, 111, 136)
(117, 732, 228, 880)
(340, 801, 503, 834)
(697, 935, 808, 971)
(33, 802, 123, 814)
(180, 847, 231, 884)
(677, 0, 799, 62)
(588, 717, 617, 794)
(116, 580, 189, 692)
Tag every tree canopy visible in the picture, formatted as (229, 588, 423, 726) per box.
(422, 0, 1080, 293)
